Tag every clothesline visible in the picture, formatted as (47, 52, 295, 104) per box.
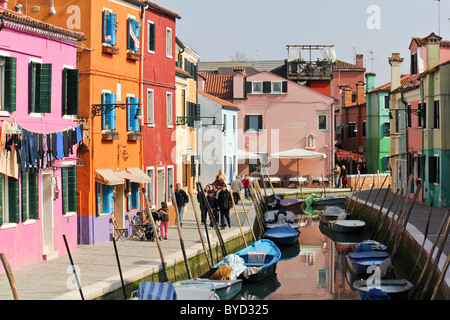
(0, 116, 82, 135)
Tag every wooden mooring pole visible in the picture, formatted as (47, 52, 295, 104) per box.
(373, 189, 399, 241)
(0, 253, 19, 300)
(369, 184, 390, 239)
(409, 204, 433, 281)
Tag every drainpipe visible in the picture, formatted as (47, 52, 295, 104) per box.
(400, 90, 410, 194)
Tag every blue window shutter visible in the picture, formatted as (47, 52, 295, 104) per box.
(102, 11, 107, 43)
(127, 18, 132, 50)
(101, 93, 106, 130)
(111, 13, 117, 46)
(105, 12, 117, 46)
(108, 186, 114, 214)
(127, 96, 131, 131)
(105, 93, 116, 130)
(131, 97, 139, 132)
(131, 183, 140, 209)
(127, 19, 140, 52)
(102, 185, 114, 214)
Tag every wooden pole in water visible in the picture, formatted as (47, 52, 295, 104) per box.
(411, 209, 450, 299)
(346, 174, 361, 212)
(370, 184, 390, 239)
(420, 210, 450, 299)
(250, 180, 265, 235)
(260, 172, 269, 201)
(0, 253, 19, 300)
(230, 190, 248, 247)
(374, 189, 399, 241)
(321, 174, 326, 197)
(357, 177, 375, 220)
(361, 175, 389, 222)
(351, 176, 366, 217)
(254, 177, 268, 212)
(112, 237, 127, 300)
(431, 254, 450, 300)
(188, 190, 212, 269)
(381, 189, 404, 244)
(62, 234, 84, 300)
(142, 187, 169, 282)
(409, 204, 433, 281)
(238, 192, 257, 242)
(194, 185, 215, 266)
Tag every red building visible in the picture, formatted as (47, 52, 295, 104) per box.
(142, 2, 180, 211)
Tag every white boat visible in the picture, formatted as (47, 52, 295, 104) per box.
(174, 285, 220, 300)
(173, 278, 242, 300)
(329, 220, 365, 233)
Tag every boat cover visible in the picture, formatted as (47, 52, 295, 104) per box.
(348, 251, 389, 259)
(361, 288, 392, 300)
(264, 225, 300, 238)
(136, 282, 178, 300)
(223, 254, 247, 280)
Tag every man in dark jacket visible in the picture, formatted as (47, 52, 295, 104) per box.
(174, 183, 189, 227)
(218, 183, 232, 229)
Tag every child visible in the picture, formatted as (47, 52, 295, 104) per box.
(158, 202, 170, 239)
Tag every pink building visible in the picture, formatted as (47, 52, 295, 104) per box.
(201, 68, 336, 184)
(0, 4, 84, 270)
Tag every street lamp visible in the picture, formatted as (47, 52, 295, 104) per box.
(91, 102, 142, 119)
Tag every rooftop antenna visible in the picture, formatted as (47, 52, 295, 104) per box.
(368, 50, 377, 73)
(432, 0, 441, 35)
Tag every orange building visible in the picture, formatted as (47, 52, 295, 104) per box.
(23, 0, 149, 244)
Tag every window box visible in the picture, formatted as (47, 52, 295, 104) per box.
(102, 130, 119, 140)
(127, 51, 141, 61)
(127, 131, 142, 141)
(102, 44, 119, 55)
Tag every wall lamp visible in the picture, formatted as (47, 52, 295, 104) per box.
(91, 103, 142, 120)
(388, 108, 421, 120)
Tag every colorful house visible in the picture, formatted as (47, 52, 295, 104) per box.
(0, 3, 84, 269)
(175, 38, 200, 192)
(23, 0, 149, 244)
(142, 2, 179, 216)
(197, 91, 239, 186)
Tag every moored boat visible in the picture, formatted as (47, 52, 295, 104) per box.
(268, 198, 304, 214)
(329, 220, 365, 233)
(264, 209, 300, 229)
(263, 225, 300, 246)
(312, 194, 346, 210)
(173, 278, 242, 300)
(320, 206, 350, 222)
(346, 251, 392, 276)
(213, 239, 281, 283)
(353, 279, 413, 300)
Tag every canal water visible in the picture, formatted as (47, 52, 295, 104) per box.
(243, 217, 364, 300)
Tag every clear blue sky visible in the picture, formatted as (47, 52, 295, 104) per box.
(159, 0, 450, 87)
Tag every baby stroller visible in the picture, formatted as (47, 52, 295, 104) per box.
(143, 210, 162, 241)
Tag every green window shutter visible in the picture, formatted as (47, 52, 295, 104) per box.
(68, 166, 77, 212)
(29, 62, 39, 113)
(282, 81, 288, 93)
(39, 64, 52, 113)
(257, 115, 263, 130)
(21, 171, 27, 222)
(65, 69, 79, 116)
(8, 177, 19, 223)
(245, 81, 252, 94)
(263, 81, 271, 93)
(4, 57, 17, 111)
(245, 115, 250, 131)
(29, 172, 39, 220)
(149, 22, 156, 51)
(62, 168, 68, 214)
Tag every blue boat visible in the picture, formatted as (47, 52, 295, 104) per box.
(213, 240, 281, 282)
(172, 278, 242, 300)
(264, 225, 300, 245)
(346, 251, 392, 276)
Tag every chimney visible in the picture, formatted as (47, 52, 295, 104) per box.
(365, 72, 376, 92)
(356, 54, 364, 68)
(356, 81, 365, 105)
(388, 53, 404, 91)
(0, 0, 8, 9)
(15, 3, 22, 14)
(424, 32, 441, 70)
(342, 86, 353, 107)
(233, 66, 246, 99)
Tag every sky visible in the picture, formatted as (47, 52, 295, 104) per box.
(158, 0, 450, 87)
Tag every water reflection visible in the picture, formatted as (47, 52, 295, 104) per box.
(262, 216, 360, 300)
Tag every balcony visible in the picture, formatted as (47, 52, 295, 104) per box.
(286, 44, 335, 81)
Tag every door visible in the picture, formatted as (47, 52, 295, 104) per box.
(114, 184, 124, 228)
(157, 168, 165, 207)
(42, 172, 54, 257)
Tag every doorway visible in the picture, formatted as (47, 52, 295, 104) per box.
(42, 172, 54, 259)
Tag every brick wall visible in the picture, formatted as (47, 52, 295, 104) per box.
(347, 174, 391, 190)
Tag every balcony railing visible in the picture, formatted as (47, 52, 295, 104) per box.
(287, 60, 334, 80)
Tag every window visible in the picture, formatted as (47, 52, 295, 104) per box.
(434, 100, 440, 129)
(245, 114, 263, 131)
(318, 114, 328, 131)
(384, 95, 390, 109)
(127, 182, 140, 211)
(0, 56, 16, 112)
(186, 101, 200, 127)
(223, 114, 227, 135)
(383, 122, 390, 137)
(233, 115, 236, 134)
(0, 175, 19, 225)
(146, 89, 154, 125)
(362, 121, 367, 137)
(62, 68, 79, 116)
(147, 20, 155, 53)
(166, 92, 173, 127)
(382, 156, 390, 172)
(347, 122, 356, 138)
(422, 102, 427, 129)
(157, 168, 165, 205)
(102, 10, 117, 46)
(306, 132, 316, 149)
(21, 170, 39, 221)
(223, 156, 227, 174)
(411, 53, 417, 75)
(406, 104, 412, 128)
(252, 81, 262, 93)
(418, 103, 423, 128)
(62, 166, 77, 214)
(126, 96, 140, 132)
(271, 81, 282, 93)
(428, 155, 439, 184)
(29, 62, 52, 114)
(166, 27, 173, 58)
(101, 92, 116, 130)
(127, 18, 141, 52)
(146, 167, 155, 209)
(97, 183, 114, 215)
(167, 167, 174, 204)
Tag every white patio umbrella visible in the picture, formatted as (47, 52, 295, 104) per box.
(270, 148, 327, 183)
(237, 149, 260, 160)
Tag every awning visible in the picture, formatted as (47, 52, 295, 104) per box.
(126, 167, 152, 183)
(336, 149, 363, 161)
(95, 169, 125, 185)
(117, 170, 143, 183)
(238, 149, 260, 160)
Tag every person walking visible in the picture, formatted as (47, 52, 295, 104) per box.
(218, 183, 232, 229)
(206, 189, 219, 228)
(341, 165, 348, 188)
(197, 185, 210, 224)
(158, 202, 170, 239)
(174, 183, 189, 227)
(242, 175, 250, 199)
(230, 176, 243, 205)
(333, 164, 341, 188)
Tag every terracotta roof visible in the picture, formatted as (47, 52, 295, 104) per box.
(145, 1, 181, 19)
(198, 91, 239, 109)
(175, 66, 191, 78)
(202, 73, 234, 100)
(0, 7, 85, 41)
(410, 35, 450, 48)
(334, 60, 365, 71)
(369, 74, 410, 93)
